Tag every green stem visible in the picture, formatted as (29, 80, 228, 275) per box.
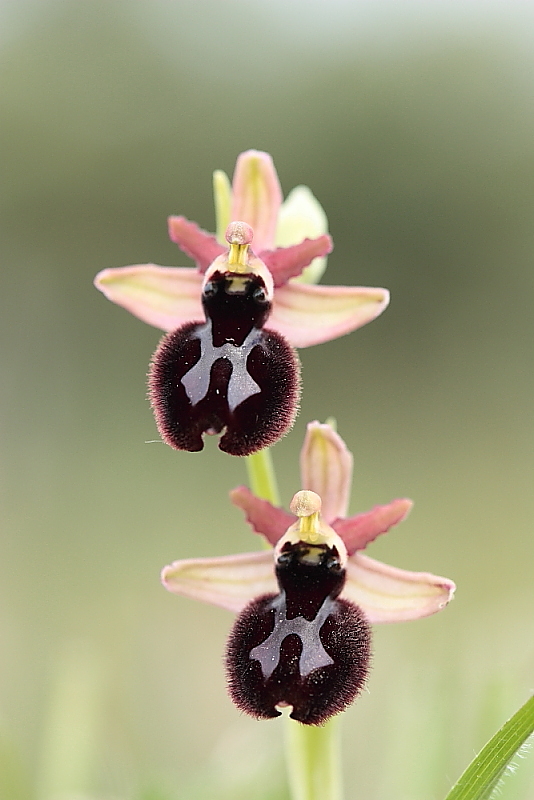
(286, 718, 343, 800)
(245, 448, 280, 505)
(245, 448, 343, 800)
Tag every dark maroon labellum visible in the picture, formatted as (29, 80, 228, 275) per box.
(226, 541, 372, 725)
(149, 271, 300, 456)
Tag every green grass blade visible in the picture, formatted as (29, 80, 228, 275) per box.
(444, 694, 534, 800)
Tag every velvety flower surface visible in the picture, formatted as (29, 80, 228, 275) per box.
(94, 150, 390, 349)
(226, 490, 372, 724)
(162, 422, 455, 723)
(148, 222, 301, 455)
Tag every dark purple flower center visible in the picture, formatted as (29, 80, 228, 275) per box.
(201, 270, 271, 345)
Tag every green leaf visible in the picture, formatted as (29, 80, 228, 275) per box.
(443, 694, 534, 800)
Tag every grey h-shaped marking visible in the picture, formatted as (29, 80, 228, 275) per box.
(181, 320, 262, 412)
(250, 593, 335, 679)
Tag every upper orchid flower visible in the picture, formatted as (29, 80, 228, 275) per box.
(162, 421, 455, 724)
(94, 152, 390, 456)
(148, 221, 301, 455)
(95, 150, 390, 348)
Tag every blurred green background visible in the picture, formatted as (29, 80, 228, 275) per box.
(1, 1, 533, 798)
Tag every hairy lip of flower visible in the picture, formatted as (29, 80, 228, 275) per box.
(227, 595, 371, 725)
(226, 493, 372, 725)
(148, 230, 301, 456)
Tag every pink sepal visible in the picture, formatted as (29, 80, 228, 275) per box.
(333, 498, 414, 556)
(343, 553, 456, 624)
(229, 486, 295, 546)
(268, 283, 390, 348)
(300, 421, 353, 522)
(168, 216, 224, 272)
(261, 235, 333, 287)
(161, 547, 455, 621)
(161, 550, 276, 613)
(94, 265, 204, 331)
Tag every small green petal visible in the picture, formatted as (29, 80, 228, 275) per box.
(276, 186, 329, 284)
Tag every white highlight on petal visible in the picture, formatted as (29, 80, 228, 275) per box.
(250, 594, 334, 678)
(181, 320, 262, 411)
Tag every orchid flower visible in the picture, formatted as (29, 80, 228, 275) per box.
(162, 421, 455, 724)
(94, 151, 390, 455)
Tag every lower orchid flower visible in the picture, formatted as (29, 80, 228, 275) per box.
(162, 421, 455, 724)
(94, 150, 390, 456)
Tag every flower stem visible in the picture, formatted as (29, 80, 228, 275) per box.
(286, 718, 343, 800)
(245, 448, 281, 505)
(245, 447, 344, 800)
